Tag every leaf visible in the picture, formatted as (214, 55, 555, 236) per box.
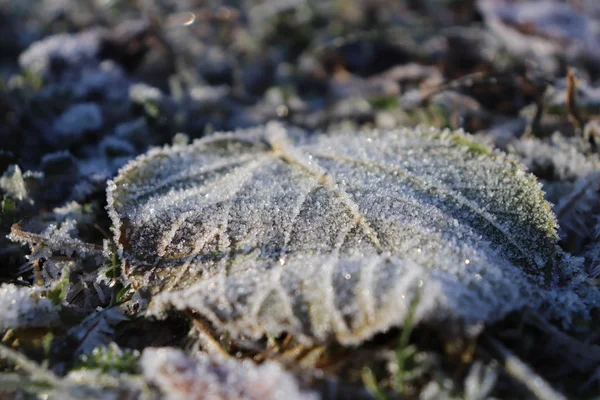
(107, 123, 584, 345)
(0, 284, 60, 331)
(478, 0, 600, 73)
(141, 347, 318, 400)
(554, 172, 600, 253)
(67, 307, 128, 357)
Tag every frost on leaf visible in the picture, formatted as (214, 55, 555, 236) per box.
(67, 307, 128, 357)
(0, 284, 60, 331)
(141, 347, 318, 400)
(107, 123, 577, 345)
(478, 0, 600, 74)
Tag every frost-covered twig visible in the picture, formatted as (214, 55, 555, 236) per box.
(190, 317, 231, 360)
(9, 222, 104, 257)
(484, 336, 567, 400)
(555, 172, 600, 239)
(0, 342, 147, 398)
(0, 343, 62, 387)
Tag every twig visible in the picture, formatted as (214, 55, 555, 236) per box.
(525, 312, 600, 367)
(566, 67, 585, 131)
(0, 373, 53, 394)
(0, 343, 149, 398)
(523, 83, 546, 138)
(0, 343, 62, 387)
(484, 336, 567, 400)
(32, 259, 44, 286)
(10, 223, 104, 253)
(189, 316, 231, 359)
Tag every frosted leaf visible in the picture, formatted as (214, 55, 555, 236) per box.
(67, 308, 128, 357)
(511, 134, 596, 183)
(0, 165, 30, 201)
(0, 165, 43, 202)
(108, 124, 571, 344)
(18, 30, 102, 78)
(149, 251, 554, 344)
(554, 172, 600, 252)
(478, 0, 600, 73)
(141, 347, 318, 400)
(9, 218, 103, 261)
(0, 284, 60, 331)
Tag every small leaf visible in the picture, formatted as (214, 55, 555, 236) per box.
(67, 307, 128, 357)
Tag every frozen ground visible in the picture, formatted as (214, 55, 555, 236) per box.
(1, 1, 600, 399)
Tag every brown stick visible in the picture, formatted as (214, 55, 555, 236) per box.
(566, 67, 585, 131)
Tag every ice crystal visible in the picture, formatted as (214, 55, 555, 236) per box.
(0, 284, 60, 331)
(108, 123, 590, 345)
(141, 348, 318, 400)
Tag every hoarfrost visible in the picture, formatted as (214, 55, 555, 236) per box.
(107, 124, 592, 345)
(478, 0, 600, 73)
(555, 172, 600, 250)
(67, 308, 128, 357)
(18, 30, 102, 78)
(0, 165, 43, 202)
(0, 284, 60, 331)
(52, 103, 103, 144)
(142, 347, 318, 400)
(511, 134, 596, 182)
(1, 165, 30, 201)
(9, 218, 103, 260)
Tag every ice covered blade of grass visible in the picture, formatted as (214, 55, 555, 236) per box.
(107, 123, 593, 345)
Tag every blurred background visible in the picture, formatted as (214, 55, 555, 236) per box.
(3, 0, 600, 173)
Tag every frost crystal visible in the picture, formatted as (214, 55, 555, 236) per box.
(141, 348, 318, 400)
(108, 124, 588, 345)
(0, 284, 60, 331)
